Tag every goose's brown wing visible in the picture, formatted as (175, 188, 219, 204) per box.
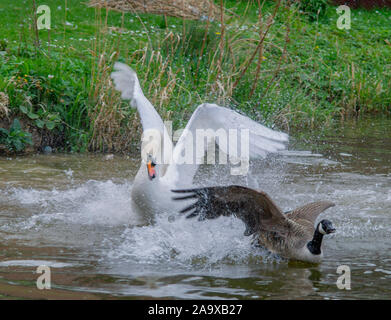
(286, 201, 335, 225)
(172, 185, 290, 237)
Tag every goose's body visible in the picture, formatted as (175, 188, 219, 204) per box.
(172, 186, 336, 263)
(111, 63, 289, 223)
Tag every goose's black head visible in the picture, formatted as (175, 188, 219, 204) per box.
(307, 219, 336, 255)
(318, 219, 336, 235)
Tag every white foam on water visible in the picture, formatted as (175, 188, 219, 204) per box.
(374, 268, 391, 275)
(0, 260, 73, 268)
(279, 150, 323, 157)
(101, 212, 271, 267)
(6, 180, 136, 226)
(339, 153, 353, 157)
(277, 150, 340, 166)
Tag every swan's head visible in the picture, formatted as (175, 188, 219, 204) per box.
(146, 154, 156, 180)
(141, 130, 162, 181)
(318, 219, 336, 235)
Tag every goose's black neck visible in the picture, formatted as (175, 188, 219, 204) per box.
(307, 226, 324, 255)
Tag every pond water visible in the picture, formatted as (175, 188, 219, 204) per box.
(0, 117, 390, 299)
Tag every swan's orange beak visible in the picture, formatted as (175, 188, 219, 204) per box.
(147, 160, 156, 180)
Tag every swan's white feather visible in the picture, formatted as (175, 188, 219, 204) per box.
(111, 62, 140, 101)
(163, 103, 288, 186)
(111, 62, 169, 137)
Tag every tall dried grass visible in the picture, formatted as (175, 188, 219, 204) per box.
(0, 92, 10, 119)
(88, 7, 141, 152)
(88, 0, 223, 20)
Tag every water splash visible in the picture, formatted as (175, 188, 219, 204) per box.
(2, 180, 271, 267)
(102, 212, 272, 267)
(5, 180, 135, 227)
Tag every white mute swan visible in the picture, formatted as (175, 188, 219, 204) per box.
(110, 62, 289, 224)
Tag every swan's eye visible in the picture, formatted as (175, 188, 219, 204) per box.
(147, 160, 156, 180)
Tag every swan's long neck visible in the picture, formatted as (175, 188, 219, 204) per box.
(306, 224, 324, 255)
(134, 93, 173, 176)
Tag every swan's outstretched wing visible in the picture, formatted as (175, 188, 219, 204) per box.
(111, 62, 168, 135)
(111, 63, 173, 166)
(172, 185, 291, 237)
(163, 103, 288, 186)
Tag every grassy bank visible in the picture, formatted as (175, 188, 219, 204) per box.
(0, 0, 390, 154)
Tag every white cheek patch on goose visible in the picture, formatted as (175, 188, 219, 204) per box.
(318, 223, 327, 235)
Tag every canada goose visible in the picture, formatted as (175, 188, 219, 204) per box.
(110, 62, 288, 222)
(172, 185, 336, 263)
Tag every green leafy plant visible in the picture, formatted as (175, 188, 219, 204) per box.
(297, 0, 329, 20)
(0, 39, 7, 51)
(19, 105, 61, 130)
(0, 119, 33, 152)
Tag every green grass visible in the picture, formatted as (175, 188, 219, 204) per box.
(0, 0, 390, 153)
